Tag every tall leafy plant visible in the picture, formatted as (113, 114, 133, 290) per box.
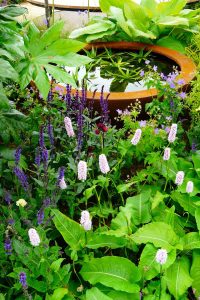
(70, 0, 200, 52)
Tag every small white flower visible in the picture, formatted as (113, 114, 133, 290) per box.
(155, 249, 168, 265)
(186, 181, 194, 193)
(131, 129, 142, 145)
(163, 147, 171, 161)
(59, 177, 67, 190)
(28, 228, 40, 246)
(64, 117, 75, 137)
(78, 161, 87, 181)
(168, 123, 177, 143)
(80, 210, 92, 231)
(16, 199, 27, 207)
(175, 171, 185, 186)
(99, 154, 110, 174)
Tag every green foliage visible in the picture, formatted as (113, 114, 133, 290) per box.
(70, 0, 200, 51)
(80, 256, 141, 293)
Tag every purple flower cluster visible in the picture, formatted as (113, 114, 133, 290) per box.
(100, 86, 109, 123)
(47, 120, 54, 146)
(14, 167, 29, 191)
(37, 208, 44, 225)
(19, 272, 27, 288)
(57, 167, 65, 185)
(65, 84, 72, 109)
(15, 147, 22, 165)
(4, 237, 12, 255)
(35, 148, 41, 167)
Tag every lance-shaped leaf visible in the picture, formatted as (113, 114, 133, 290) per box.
(86, 287, 112, 300)
(80, 256, 141, 293)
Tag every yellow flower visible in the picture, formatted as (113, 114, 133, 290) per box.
(16, 199, 27, 207)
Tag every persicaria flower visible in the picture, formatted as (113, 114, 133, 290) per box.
(80, 210, 92, 231)
(78, 161, 87, 181)
(163, 147, 171, 161)
(155, 249, 168, 265)
(99, 154, 110, 174)
(131, 129, 142, 145)
(16, 199, 27, 207)
(168, 124, 177, 143)
(59, 177, 67, 189)
(186, 181, 194, 193)
(28, 228, 40, 246)
(19, 272, 27, 288)
(175, 171, 185, 186)
(64, 117, 75, 137)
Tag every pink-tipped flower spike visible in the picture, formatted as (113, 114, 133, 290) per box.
(163, 147, 171, 161)
(155, 249, 168, 265)
(186, 181, 194, 194)
(64, 117, 75, 137)
(175, 171, 185, 186)
(59, 177, 67, 190)
(80, 210, 92, 231)
(28, 228, 40, 246)
(99, 154, 110, 174)
(168, 123, 177, 143)
(78, 161, 87, 181)
(131, 129, 142, 145)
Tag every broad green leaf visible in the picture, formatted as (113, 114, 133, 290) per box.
(86, 233, 126, 249)
(0, 5, 27, 17)
(80, 256, 141, 293)
(165, 257, 192, 299)
(50, 288, 68, 300)
(0, 83, 9, 109)
(37, 53, 92, 67)
(0, 58, 18, 81)
(40, 21, 64, 48)
(44, 64, 76, 87)
(52, 209, 85, 250)
(191, 250, 200, 297)
(124, 1, 149, 31)
(19, 63, 34, 89)
(156, 36, 185, 53)
(195, 208, 200, 233)
(157, 0, 187, 16)
(131, 222, 179, 251)
(70, 20, 115, 39)
(192, 153, 200, 178)
(41, 39, 85, 56)
(109, 7, 132, 37)
(139, 244, 176, 280)
(0, 49, 14, 60)
(0, 294, 5, 300)
(151, 191, 169, 210)
(34, 65, 50, 99)
(86, 287, 112, 300)
(140, 0, 157, 18)
(182, 232, 200, 250)
(99, 0, 127, 13)
(157, 16, 189, 27)
(171, 191, 200, 216)
(50, 258, 65, 272)
(108, 291, 140, 300)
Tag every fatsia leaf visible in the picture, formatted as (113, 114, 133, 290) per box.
(34, 64, 50, 99)
(139, 244, 176, 280)
(41, 39, 85, 56)
(0, 58, 18, 81)
(131, 222, 179, 251)
(86, 287, 112, 300)
(191, 250, 200, 297)
(40, 21, 64, 48)
(165, 257, 192, 299)
(52, 209, 85, 250)
(80, 256, 141, 293)
(44, 64, 76, 88)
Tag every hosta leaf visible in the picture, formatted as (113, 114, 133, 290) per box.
(86, 287, 112, 300)
(86, 233, 127, 249)
(139, 244, 176, 280)
(52, 209, 85, 250)
(165, 257, 192, 299)
(157, 16, 189, 27)
(182, 232, 200, 250)
(157, 0, 187, 16)
(131, 222, 179, 251)
(156, 36, 185, 53)
(0, 5, 27, 18)
(80, 256, 141, 293)
(99, 0, 127, 13)
(191, 250, 200, 297)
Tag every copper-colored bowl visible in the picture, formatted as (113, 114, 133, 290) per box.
(57, 41, 196, 119)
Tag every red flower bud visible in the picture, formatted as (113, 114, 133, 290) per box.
(95, 129, 100, 135)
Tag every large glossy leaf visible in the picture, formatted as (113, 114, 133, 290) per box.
(157, 16, 189, 27)
(108, 291, 140, 300)
(0, 58, 18, 81)
(86, 233, 126, 249)
(139, 244, 176, 280)
(165, 257, 192, 299)
(156, 36, 185, 53)
(182, 232, 200, 250)
(40, 20, 64, 48)
(157, 0, 187, 16)
(124, 1, 149, 31)
(50, 288, 68, 300)
(99, 0, 126, 13)
(41, 39, 85, 56)
(34, 65, 50, 99)
(44, 64, 76, 88)
(52, 209, 85, 250)
(86, 287, 112, 300)
(191, 250, 200, 297)
(131, 222, 179, 251)
(80, 256, 141, 293)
